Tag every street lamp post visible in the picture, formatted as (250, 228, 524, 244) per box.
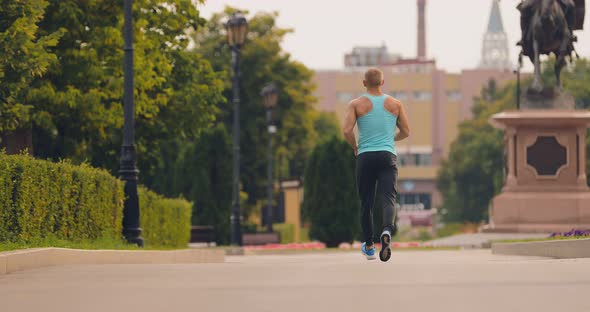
(226, 12, 248, 246)
(261, 83, 279, 233)
(120, 0, 143, 247)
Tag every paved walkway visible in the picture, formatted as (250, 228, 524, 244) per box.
(1, 250, 589, 312)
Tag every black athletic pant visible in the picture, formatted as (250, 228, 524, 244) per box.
(356, 151, 398, 246)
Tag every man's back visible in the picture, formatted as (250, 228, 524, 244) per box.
(352, 94, 403, 117)
(354, 94, 399, 155)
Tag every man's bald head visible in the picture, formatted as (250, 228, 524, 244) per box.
(364, 67, 384, 88)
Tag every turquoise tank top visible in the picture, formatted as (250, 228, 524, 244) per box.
(357, 94, 397, 155)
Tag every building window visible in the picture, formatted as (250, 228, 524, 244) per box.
(447, 90, 462, 102)
(413, 91, 432, 101)
(337, 92, 354, 103)
(398, 153, 432, 167)
(391, 91, 409, 101)
(398, 153, 412, 166)
(414, 153, 432, 166)
(398, 193, 432, 210)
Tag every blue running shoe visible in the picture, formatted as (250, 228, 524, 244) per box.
(361, 243, 377, 260)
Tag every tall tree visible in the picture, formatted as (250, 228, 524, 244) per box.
(0, 0, 62, 140)
(303, 138, 360, 247)
(26, 0, 224, 187)
(541, 58, 590, 109)
(314, 112, 341, 145)
(191, 7, 318, 209)
(437, 81, 514, 222)
(172, 125, 233, 245)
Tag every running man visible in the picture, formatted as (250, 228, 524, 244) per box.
(342, 67, 410, 262)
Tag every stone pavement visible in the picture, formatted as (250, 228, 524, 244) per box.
(1, 250, 589, 312)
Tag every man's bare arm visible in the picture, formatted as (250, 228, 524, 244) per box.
(342, 100, 358, 156)
(395, 101, 410, 141)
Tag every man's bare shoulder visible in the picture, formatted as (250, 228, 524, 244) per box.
(384, 95, 402, 114)
(385, 95, 402, 106)
(349, 96, 371, 107)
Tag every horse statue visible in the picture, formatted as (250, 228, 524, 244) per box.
(517, 0, 585, 92)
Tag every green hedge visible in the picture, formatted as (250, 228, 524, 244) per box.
(274, 223, 295, 244)
(300, 227, 310, 242)
(0, 153, 124, 243)
(0, 153, 192, 249)
(139, 187, 191, 248)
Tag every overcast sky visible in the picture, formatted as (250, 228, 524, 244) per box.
(197, 0, 590, 73)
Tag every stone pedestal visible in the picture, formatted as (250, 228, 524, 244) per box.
(487, 110, 590, 233)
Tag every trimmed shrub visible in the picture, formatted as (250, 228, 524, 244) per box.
(303, 138, 361, 247)
(138, 187, 192, 248)
(300, 227, 311, 242)
(274, 223, 295, 244)
(0, 153, 193, 249)
(0, 153, 124, 243)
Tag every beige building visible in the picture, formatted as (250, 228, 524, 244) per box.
(312, 0, 515, 213)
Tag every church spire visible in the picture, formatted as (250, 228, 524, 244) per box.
(480, 0, 512, 70)
(487, 0, 505, 33)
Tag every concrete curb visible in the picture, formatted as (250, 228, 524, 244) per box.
(224, 247, 245, 256)
(0, 247, 224, 275)
(492, 238, 590, 259)
(0, 253, 5, 275)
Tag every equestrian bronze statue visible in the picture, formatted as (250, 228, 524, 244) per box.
(517, 0, 585, 92)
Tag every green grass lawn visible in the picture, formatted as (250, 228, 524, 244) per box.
(495, 235, 590, 244)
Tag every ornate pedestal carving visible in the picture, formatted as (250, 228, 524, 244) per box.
(486, 110, 590, 233)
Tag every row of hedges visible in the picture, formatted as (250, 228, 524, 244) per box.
(274, 223, 295, 244)
(0, 153, 192, 248)
(0, 153, 124, 242)
(139, 187, 191, 248)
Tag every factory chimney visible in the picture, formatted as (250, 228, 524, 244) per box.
(417, 0, 426, 59)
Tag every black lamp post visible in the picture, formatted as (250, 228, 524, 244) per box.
(261, 83, 279, 233)
(226, 12, 248, 246)
(120, 0, 143, 247)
